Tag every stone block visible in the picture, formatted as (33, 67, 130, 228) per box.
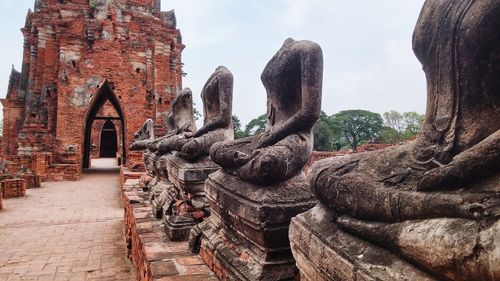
(163, 154, 219, 241)
(151, 261, 179, 277)
(196, 170, 317, 281)
(1, 178, 27, 199)
(122, 180, 216, 281)
(164, 215, 197, 241)
(289, 205, 436, 281)
(167, 155, 219, 196)
(150, 181, 176, 219)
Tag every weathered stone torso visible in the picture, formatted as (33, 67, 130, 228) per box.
(412, 0, 500, 163)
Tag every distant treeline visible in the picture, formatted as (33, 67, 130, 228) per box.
(233, 110, 424, 152)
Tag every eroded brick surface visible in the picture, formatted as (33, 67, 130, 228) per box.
(0, 163, 135, 280)
(1, 0, 183, 182)
(122, 176, 216, 281)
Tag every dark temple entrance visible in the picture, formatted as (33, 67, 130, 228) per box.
(83, 82, 126, 169)
(99, 120, 118, 158)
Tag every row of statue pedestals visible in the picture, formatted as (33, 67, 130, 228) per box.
(131, 39, 322, 280)
(130, 1, 500, 278)
(139, 150, 316, 280)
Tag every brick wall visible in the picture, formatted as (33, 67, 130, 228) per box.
(121, 173, 216, 281)
(305, 143, 394, 172)
(1, 0, 183, 181)
(19, 173, 41, 189)
(1, 179, 27, 199)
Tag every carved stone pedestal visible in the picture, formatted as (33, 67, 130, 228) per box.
(148, 155, 174, 219)
(193, 170, 316, 281)
(164, 154, 220, 240)
(289, 204, 436, 281)
(141, 150, 158, 191)
(150, 181, 177, 219)
(167, 155, 219, 201)
(164, 215, 198, 241)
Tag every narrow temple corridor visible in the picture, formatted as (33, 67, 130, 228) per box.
(0, 159, 134, 280)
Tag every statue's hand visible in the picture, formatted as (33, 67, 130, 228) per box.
(417, 165, 455, 191)
(184, 132, 194, 138)
(258, 132, 275, 148)
(181, 139, 198, 156)
(417, 130, 499, 191)
(233, 150, 252, 166)
(179, 123, 191, 133)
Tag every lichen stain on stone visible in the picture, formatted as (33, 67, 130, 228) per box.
(70, 77, 103, 107)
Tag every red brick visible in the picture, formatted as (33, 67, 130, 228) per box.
(175, 256, 206, 266)
(151, 261, 179, 277)
(122, 181, 216, 281)
(1, 178, 27, 199)
(1, 0, 183, 182)
(304, 144, 394, 173)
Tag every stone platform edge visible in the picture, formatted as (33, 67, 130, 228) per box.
(121, 176, 217, 281)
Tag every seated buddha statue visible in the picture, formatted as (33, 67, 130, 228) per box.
(153, 87, 197, 155)
(130, 119, 154, 151)
(308, 1, 500, 280)
(176, 66, 234, 161)
(210, 38, 323, 184)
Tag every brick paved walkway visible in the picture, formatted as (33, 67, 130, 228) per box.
(0, 159, 135, 281)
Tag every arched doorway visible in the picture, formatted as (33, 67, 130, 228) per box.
(83, 82, 126, 169)
(99, 120, 118, 158)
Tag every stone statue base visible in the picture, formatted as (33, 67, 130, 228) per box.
(164, 215, 198, 241)
(148, 155, 173, 219)
(163, 154, 220, 240)
(142, 151, 157, 178)
(192, 170, 316, 281)
(167, 154, 219, 202)
(150, 181, 177, 219)
(289, 204, 436, 281)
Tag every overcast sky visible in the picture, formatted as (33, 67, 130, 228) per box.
(0, 0, 427, 126)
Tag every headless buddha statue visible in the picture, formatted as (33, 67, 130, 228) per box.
(308, 1, 500, 280)
(130, 88, 196, 183)
(210, 38, 322, 184)
(129, 88, 196, 154)
(151, 88, 197, 155)
(176, 66, 234, 161)
(130, 119, 154, 151)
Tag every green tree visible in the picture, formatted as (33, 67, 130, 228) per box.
(232, 115, 246, 139)
(244, 114, 267, 136)
(380, 111, 424, 143)
(313, 111, 334, 151)
(383, 110, 405, 142)
(332, 110, 383, 151)
(378, 126, 400, 144)
(192, 102, 202, 121)
(403, 111, 424, 137)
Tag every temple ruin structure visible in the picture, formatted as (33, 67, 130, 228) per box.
(1, 0, 184, 182)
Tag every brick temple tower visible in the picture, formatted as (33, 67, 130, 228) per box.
(1, 0, 184, 182)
